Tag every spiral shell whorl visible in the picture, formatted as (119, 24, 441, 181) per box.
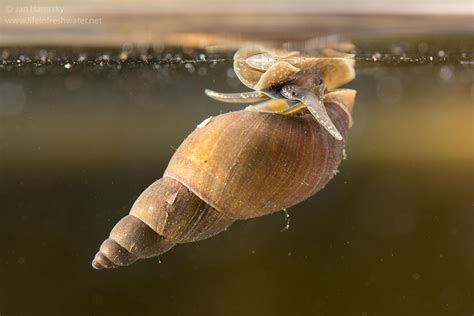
(92, 177, 235, 269)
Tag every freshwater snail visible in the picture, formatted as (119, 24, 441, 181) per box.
(92, 45, 357, 269)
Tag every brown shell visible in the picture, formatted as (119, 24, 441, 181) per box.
(92, 90, 356, 269)
(164, 99, 350, 219)
(130, 177, 235, 243)
(233, 45, 355, 91)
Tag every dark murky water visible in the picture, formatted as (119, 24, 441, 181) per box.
(0, 29, 473, 316)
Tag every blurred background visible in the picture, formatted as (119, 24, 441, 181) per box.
(0, 1, 473, 316)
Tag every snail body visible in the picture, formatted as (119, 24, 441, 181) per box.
(93, 45, 357, 269)
(206, 45, 355, 140)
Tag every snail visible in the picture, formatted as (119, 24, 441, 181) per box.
(92, 45, 357, 269)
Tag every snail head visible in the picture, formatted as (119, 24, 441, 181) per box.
(280, 71, 326, 102)
(279, 70, 343, 141)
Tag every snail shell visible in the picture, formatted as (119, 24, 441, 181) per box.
(92, 89, 356, 269)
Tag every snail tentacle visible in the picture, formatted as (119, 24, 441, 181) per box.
(204, 89, 269, 104)
(281, 84, 343, 141)
(300, 91, 343, 140)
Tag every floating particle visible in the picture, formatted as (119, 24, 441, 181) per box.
(185, 63, 195, 73)
(226, 67, 236, 78)
(439, 66, 453, 81)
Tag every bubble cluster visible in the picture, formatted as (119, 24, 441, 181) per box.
(0, 47, 232, 76)
(358, 52, 472, 65)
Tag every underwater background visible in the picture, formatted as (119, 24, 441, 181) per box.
(0, 2, 473, 315)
